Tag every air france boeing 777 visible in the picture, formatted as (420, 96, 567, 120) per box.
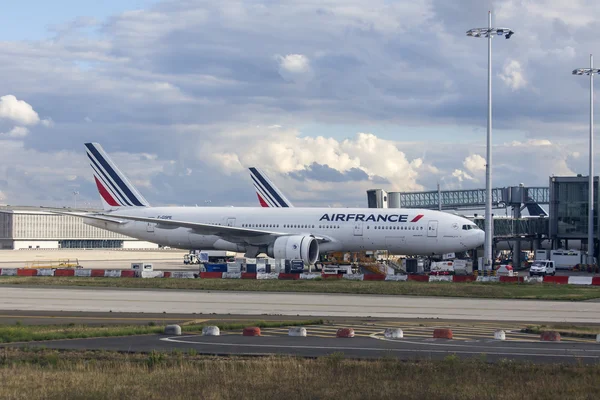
(72, 143, 484, 264)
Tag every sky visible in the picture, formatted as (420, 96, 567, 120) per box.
(0, 0, 598, 209)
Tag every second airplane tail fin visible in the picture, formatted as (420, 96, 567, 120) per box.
(249, 167, 293, 208)
(85, 142, 150, 211)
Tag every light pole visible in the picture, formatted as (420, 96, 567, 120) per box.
(73, 191, 79, 209)
(573, 56, 600, 266)
(466, 12, 514, 271)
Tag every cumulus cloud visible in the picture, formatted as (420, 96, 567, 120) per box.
(0, 1, 598, 206)
(0, 126, 29, 138)
(499, 60, 527, 91)
(463, 154, 486, 175)
(276, 54, 313, 84)
(0, 95, 40, 125)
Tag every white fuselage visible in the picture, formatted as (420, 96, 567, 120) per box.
(85, 207, 484, 255)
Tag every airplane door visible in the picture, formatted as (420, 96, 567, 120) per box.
(353, 222, 363, 236)
(146, 223, 155, 233)
(427, 220, 438, 237)
(226, 218, 236, 227)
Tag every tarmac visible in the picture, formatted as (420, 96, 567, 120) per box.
(1, 286, 600, 323)
(6, 324, 600, 364)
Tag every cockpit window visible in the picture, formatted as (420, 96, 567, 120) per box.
(462, 224, 479, 230)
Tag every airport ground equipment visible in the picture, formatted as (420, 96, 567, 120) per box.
(25, 259, 81, 269)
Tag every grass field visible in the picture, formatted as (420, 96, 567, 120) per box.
(0, 319, 323, 343)
(0, 348, 599, 400)
(2, 276, 600, 300)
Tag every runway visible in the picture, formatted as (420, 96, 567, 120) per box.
(2, 286, 600, 323)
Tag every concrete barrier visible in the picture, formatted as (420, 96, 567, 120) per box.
(385, 275, 408, 281)
(336, 328, 355, 338)
(299, 273, 321, 280)
(37, 269, 54, 277)
(170, 271, 195, 279)
(384, 328, 403, 339)
(429, 275, 453, 282)
(363, 274, 386, 281)
(407, 275, 429, 282)
(202, 326, 220, 336)
(104, 270, 122, 278)
(288, 327, 307, 337)
(540, 331, 561, 341)
(543, 276, 569, 284)
(592, 277, 600, 286)
(567, 276, 593, 285)
(476, 276, 500, 282)
(120, 270, 136, 278)
(494, 330, 506, 340)
(243, 327, 261, 336)
(257, 273, 279, 280)
(343, 274, 364, 281)
(499, 276, 524, 283)
(17, 269, 37, 276)
(54, 269, 75, 277)
(222, 272, 242, 279)
(433, 328, 453, 339)
(452, 275, 476, 283)
(524, 276, 543, 284)
(241, 272, 257, 279)
(90, 269, 105, 277)
(75, 269, 92, 277)
(200, 272, 224, 279)
(0, 268, 17, 276)
(321, 273, 343, 279)
(278, 273, 300, 280)
(142, 271, 165, 278)
(164, 325, 182, 336)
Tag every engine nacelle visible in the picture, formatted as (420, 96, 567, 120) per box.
(267, 235, 319, 265)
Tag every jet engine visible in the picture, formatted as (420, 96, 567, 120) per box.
(267, 235, 319, 265)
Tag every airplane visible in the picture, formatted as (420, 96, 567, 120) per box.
(68, 142, 485, 265)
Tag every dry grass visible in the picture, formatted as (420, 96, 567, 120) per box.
(2, 276, 600, 301)
(0, 320, 322, 343)
(0, 348, 599, 400)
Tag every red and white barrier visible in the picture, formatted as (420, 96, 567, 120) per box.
(542, 276, 569, 284)
(222, 272, 242, 279)
(299, 273, 320, 280)
(36, 269, 54, 276)
(170, 271, 194, 279)
(342, 274, 364, 281)
(363, 274, 386, 281)
(567, 276, 593, 285)
(385, 275, 408, 281)
(429, 275, 453, 282)
(257, 272, 279, 280)
(278, 273, 300, 280)
(104, 270, 122, 278)
(75, 269, 92, 277)
(0, 268, 17, 276)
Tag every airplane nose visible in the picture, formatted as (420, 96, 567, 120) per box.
(476, 229, 485, 246)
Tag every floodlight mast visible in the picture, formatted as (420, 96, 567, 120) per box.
(466, 12, 514, 272)
(572, 55, 600, 266)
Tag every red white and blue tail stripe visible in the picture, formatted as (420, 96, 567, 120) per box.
(249, 167, 293, 208)
(85, 142, 150, 210)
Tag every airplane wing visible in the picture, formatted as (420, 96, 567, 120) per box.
(105, 213, 331, 244)
(47, 210, 128, 224)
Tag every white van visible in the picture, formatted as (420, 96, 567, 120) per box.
(529, 260, 556, 277)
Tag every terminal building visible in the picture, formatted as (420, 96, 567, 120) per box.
(0, 207, 158, 250)
(368, 175, 600, 265)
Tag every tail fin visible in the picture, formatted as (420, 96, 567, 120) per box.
(85, 142, 150, 211)
(248, 167, 293, 208)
